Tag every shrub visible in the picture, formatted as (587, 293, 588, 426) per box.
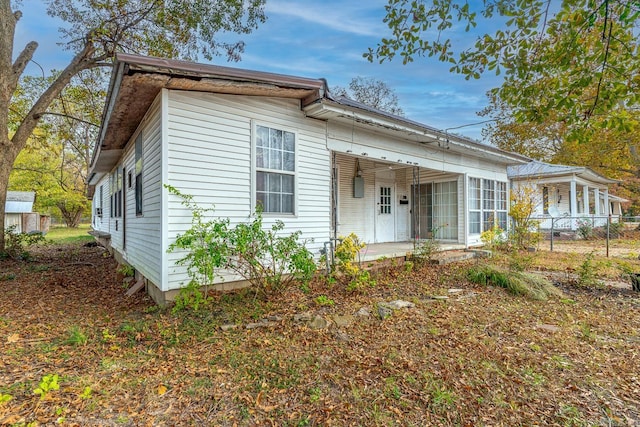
(173, 281, 210, 312)
(334, 233, 365, 278)
(480, 220, 506, 252)
(508, 186, 541, 250)
(333, 234, 375, 291)
(413, 238, 440, 263)
(225, 210, 316, 295)
(1, 225, 46, 260)
(577, 252, 602, 288)
(166, 185, 316, 298)
(576, 219, 594, 240)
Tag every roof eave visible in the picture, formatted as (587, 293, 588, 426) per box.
(304, 99, 530, 165)
(88, 54, 326, 180)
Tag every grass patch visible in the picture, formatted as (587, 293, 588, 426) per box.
(467, 264, 563, 300)
(46, 224, 94, 244)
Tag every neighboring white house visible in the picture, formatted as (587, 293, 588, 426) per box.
(507, 160, 627, 230)
(87, 53, 530, 304)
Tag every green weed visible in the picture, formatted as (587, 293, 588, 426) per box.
(65, 326, 88, 346)
(34, 374, 60, 400)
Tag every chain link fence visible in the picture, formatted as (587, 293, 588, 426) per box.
(531, 215, 640, 257)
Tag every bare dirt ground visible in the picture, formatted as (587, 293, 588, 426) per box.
(1, 243, 639, 426)
(539, 228, 640, 258)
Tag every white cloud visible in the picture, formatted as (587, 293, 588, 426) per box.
(265, 0, 386, 37)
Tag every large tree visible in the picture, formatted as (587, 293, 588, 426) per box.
(366, 0, 640, 207)
(0, 0, 266, 250)
(10, 70, 105, 227)
(333, 76, 405, 116)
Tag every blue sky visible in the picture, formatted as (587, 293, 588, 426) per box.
(14, 0, 504, 141)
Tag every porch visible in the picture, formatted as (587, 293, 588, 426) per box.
(332, 152, 464, 246)
(359, 241, 468, 263)
(535, 181, 624, 230)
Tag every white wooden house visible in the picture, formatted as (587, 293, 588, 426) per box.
(507, 160, 627, 230)
(88, 54, 529, 304)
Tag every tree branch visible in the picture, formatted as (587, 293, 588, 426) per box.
(11, 41, 38, 88)
(11, 40, 98, 155)
(33, 111, 100, 128)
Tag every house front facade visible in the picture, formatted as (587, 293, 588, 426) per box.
(88, 54, 528, 304)
(507, 161, 626, 230)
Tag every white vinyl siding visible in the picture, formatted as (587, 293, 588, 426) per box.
(110, 96, 164, 287)
(92, 179, 110, 233)
(164, 91, 330, 291)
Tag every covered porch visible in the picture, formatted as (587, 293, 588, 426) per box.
(331, 151, 465, 246)
(508, 161, 622, 230)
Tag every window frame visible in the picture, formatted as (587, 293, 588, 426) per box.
(468, 177, 481, 235)
(468, 177, 509, 235)
(252, 121, 298, 216)
(135, 133, 143, 217)
(110, 167, 123, 219)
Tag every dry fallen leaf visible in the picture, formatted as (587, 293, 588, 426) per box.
(157, 384, 167, 396)
(6, 333, 19, 343)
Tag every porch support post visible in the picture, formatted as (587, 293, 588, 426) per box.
(569, 179, 577, 230)
(603, 188, 609, 216)
(583, 185, 589, 215)
(593, 188, 600, 215)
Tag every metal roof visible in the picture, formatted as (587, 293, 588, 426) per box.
(89, 54, 532, 183)
(507, 160, 618, 185)
(5, 191, 35, 213)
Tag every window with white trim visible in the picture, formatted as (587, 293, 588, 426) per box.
(110, 167, 122, 218)
(468, 177, 508, 234)
(496, 181, 508, 229)
(469, 178, 481, 234)
(255, 125, 295, 214)
(135, 134, 143, 216)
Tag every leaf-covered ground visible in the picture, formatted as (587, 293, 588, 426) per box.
(1, 243, 639, 426)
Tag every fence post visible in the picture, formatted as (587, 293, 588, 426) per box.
(550, 218, 554, 252)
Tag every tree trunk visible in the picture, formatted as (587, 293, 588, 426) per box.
(0, 150, 10, 251)
(58, 204, 83, 228)
(0, 7, 98, 251)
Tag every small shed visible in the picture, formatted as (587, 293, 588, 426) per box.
(5, 191, 49, 234)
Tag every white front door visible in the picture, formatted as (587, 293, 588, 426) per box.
(375, 182, 395, 242)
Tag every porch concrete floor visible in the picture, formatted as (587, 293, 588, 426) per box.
(359, 241, 467, 262)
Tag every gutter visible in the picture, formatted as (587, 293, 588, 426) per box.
(304, 99, 530, 165)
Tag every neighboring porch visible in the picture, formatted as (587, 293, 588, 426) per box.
(533, 181, 623, 230)
(507, 161, 623, 231)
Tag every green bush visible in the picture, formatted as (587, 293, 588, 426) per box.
(577, 252, 602, 288)
(166, 185, 316, 298)
(226, 209, 316, 295)
(173, 281, 210, 312)
(1, 225, 46, 260)
(576, 219, 594, 240)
